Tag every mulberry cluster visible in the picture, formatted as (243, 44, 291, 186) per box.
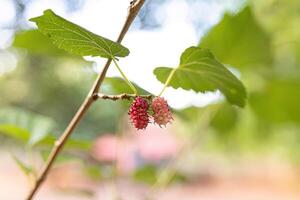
(129, 96, 149, 130)
(151, 97, 173, 126)
(129, 96, 173, 130)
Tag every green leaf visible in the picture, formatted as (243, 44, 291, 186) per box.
(30, 9, 129, 58)
(39, 135, 92, 150)
(133, 165, 157, 185)
(210, 103, 238, 132)
(13, 30, 71, 57)
(250, 77, 300, 124)
(12, 155, 34, 177)
(84, 165, 103, 180)
(177, 103, 238, 132)
(28, 117, 54, 146)
(199, 6, 272, 69)
(0, 107, 55, 146)
(175, 106, 202, 123)
(102, 77, 151, 95)
(154, 46, 247, 107)
(133, 165, 186, 185)
(0, 125, 30, 142)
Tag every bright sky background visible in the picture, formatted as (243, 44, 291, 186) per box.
(0, 0, 244, 109)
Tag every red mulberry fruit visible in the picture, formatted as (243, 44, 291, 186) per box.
(151, 97, 173, 126)
(129, 96, 149, 130)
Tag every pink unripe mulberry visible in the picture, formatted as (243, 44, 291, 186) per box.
(129, 96, 149, 130)
(151, 97, 173, 126)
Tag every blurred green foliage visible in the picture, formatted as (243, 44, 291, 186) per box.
(134, 165, 186, 185)
(0, 0, 300, 182)
(172, 3, 300, 164)
(0, 107, 55, 146)
(193, 3, 300, 161)
(199, 6, 272, 70)
(250, 77, 300, 124)
(12, 155, 35, 177)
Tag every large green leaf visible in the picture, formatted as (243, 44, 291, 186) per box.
(176, 103, 238, 132)
(30, 9, 129, 58)
(250, 78, 300, 124)
(154, 47, 247, 107)
(199, 6, 272, 69)
(13, 30, 71, 57)
(210, 103, 238, 132)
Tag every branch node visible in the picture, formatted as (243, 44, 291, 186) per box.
(92, 93, 99, 101)
(54, 140, 60, 147)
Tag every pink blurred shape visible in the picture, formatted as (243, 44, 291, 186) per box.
(91, 134, 135, 174)
(136, 126, 181, 163)
(91, 127, 181, 173)
(91, 134, 118, 163)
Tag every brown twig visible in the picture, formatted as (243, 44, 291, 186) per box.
(25, 1, 145, 199)
(94, 93, 153, 101)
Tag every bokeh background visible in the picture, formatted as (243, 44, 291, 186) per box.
(1, 0, 300, 199)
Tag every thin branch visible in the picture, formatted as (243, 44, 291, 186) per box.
(92, 0, 145, 93)
(25, 1, 145, 199)
(94, 93, 153, 101)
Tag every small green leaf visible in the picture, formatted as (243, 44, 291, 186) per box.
(133, 165, 157, 185)
(28, 117, 54, 146)
(154, 46, 247, 107)
(39, 135, 92, 150)
(0, 107, 55, 146)
(102, 77, 151, 95)
(84, 165, 103, 180)
(0, 125, 30, 142)
(30, 9, 129, 58)
(12, 155, 34, 177)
